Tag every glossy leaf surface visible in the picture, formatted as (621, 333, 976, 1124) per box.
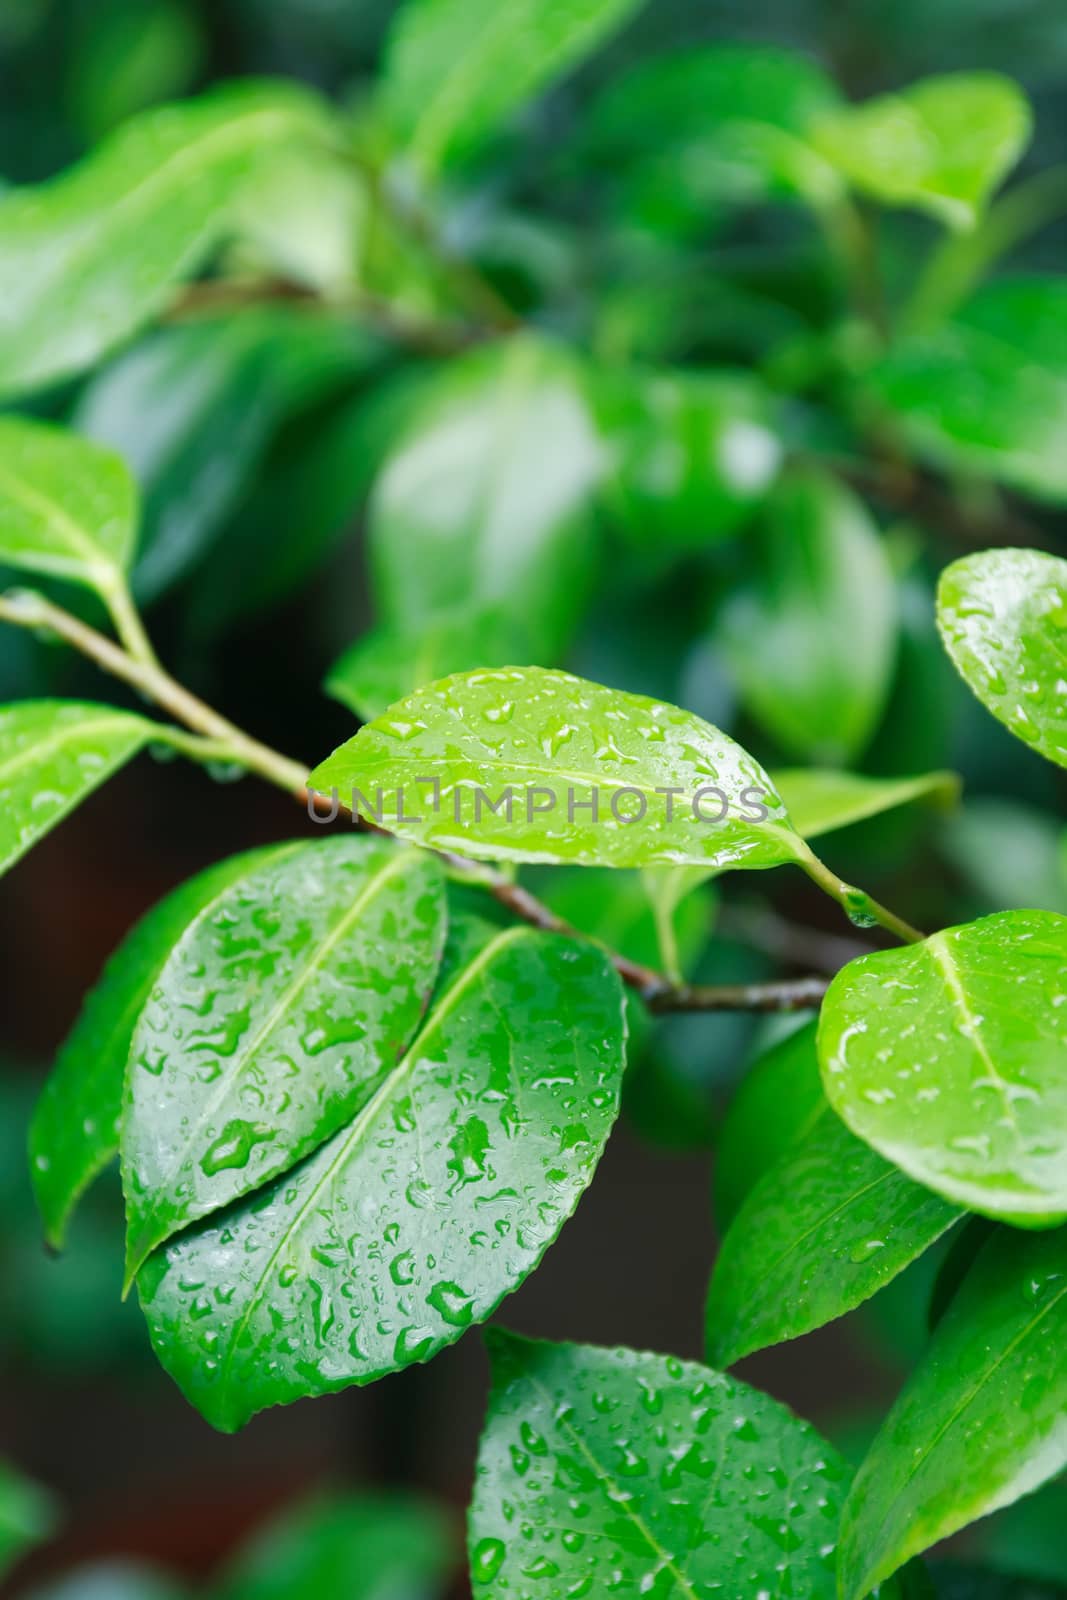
(30, 845, 292, 1250)
(937, 549, 1067, 769)
(819, 910, 1067, 1221)
(718, 470, 897, 763)
(468, 1330, 851, 1598)
(0, 415, 137, 594)
(0, 83, 328, 395)
(122, 836, 447, 1281)
(214, 1491, 454, 1600)
(706, 1110, 960, 1367)
(0, 700, 152, 878)
(369, 337, 603, 663)
(713, 1020, 824, 1232)
(383, 0, 643, 173)
(138, 918, 625, 1430)
(839, 1226, 1067, 1598)
(814, 73, 1030, 228)
(309, 666, 803, 872)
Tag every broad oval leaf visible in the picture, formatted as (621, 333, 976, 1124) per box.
(30, 844, 293, 1250)
(137, 918, 625, 1430)
(468, 1330, 853, 1598)
(0, 700, 153, 878)
(838, 1226, 1067, 1598)
(718, 470, 898, 764)
(713, 1019, 825, 1232)
(369, 336, 604, 664)
(0, 82, 330, 396)
(0, 416, 137, 594)
(813, 73, 1031, 229)
(213, 1492, 454, 1600)
(121, 835, 447, 1283)
(818, 909, 1067, 1222)
(383, 0, 643, 174)
(869, 280, 1067, 502)
(308, 666, 804, 872)
(706, 1110, 960, 1368)
(937, 549, 1067, 769)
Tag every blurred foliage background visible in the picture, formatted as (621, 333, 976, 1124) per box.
(2, 0, 1067, 1596)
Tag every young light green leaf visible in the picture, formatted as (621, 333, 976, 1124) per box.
(718, 470, 898, 763)
(0, 82, 331, 396)
(308, 666, 803, 872)
(706, 1110, 960, 1368)
(137, 918, 625, 1431)
(838, 1226, 1067, 1599)
(325, 609, 525, 724)
(773, 767, 960, 840)
(369, 336, 604, 663)
(213, 1492, 454, 1600)
(0, 416, 137, 597)
(869, 280, 1067, 502)
(121, 836, 447, 1284)
(383, 0, 643, 174)
(813, 73, 1031, 229)
(714, 1020, 825, 1232)
(0, 1460, 55, 1583)
(937, 549, 1067, 769)
(468, 1331, 853, 1598)
(30, 844, 293, 1250)
(0, 700, 153, 878)
(818, 909, 1067, 1223)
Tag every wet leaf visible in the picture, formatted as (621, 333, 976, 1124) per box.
(309, 666, 804, 872)
(121, 836, 447, 1283)
(0, 415, 137, 598)
(814, 73, 1030, 228)
(839, 1227, 1067, 1598)
(214, 1491, 454, 1600)
(383, 0, 643, 173)
(937, 549, 1067, 769)
(0, 700, 153, 879)
(137, 917, 625, 1430)
(30, 844, 293, 1250)
(369, 336, 604, 663)
(718, 470, 898, 763)
(0, 82, 330, 395)
(818, 910, 1067, 1222)
(706, 1109, 960, 1367)
(468, 1330, 852, 1598)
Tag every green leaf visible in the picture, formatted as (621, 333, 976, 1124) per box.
(713, 1020, 825, 1232)
(383, 0, 643, 174)
(0, 82, 331, 396)
(940, 799, 1067, 915)
(818, 909, 1067, 1223)
(869, 280, 1067, 502)
(369, 336, 604, 663)
(595, 368, 782, 552)
(0, 700, 153, 879)
(121, 836, 447, 1284)
(718, 470, 898, 763)
(0, 1460, 55, 1583)
(137, 916, 625, 1430)
(773, 767, 960, 840)
(30, 843, 293, 1250)
(309, 666, 804, 872)
(813, 73, 1031, 229)
(214, 1492, 454, 1600)
(937, 549, 1067, 769)
(0, 415, 137, 597)
(325, 608, 525, 725)
(468, 1330, 853, 1597)
(706, 1109, 960, 1367)
(838, 1226, 1067, 1598)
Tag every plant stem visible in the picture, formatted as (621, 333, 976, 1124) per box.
(794, 841, 925, 944)
(0, 589, 918, 1007)
(100, 573, 163, 670)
